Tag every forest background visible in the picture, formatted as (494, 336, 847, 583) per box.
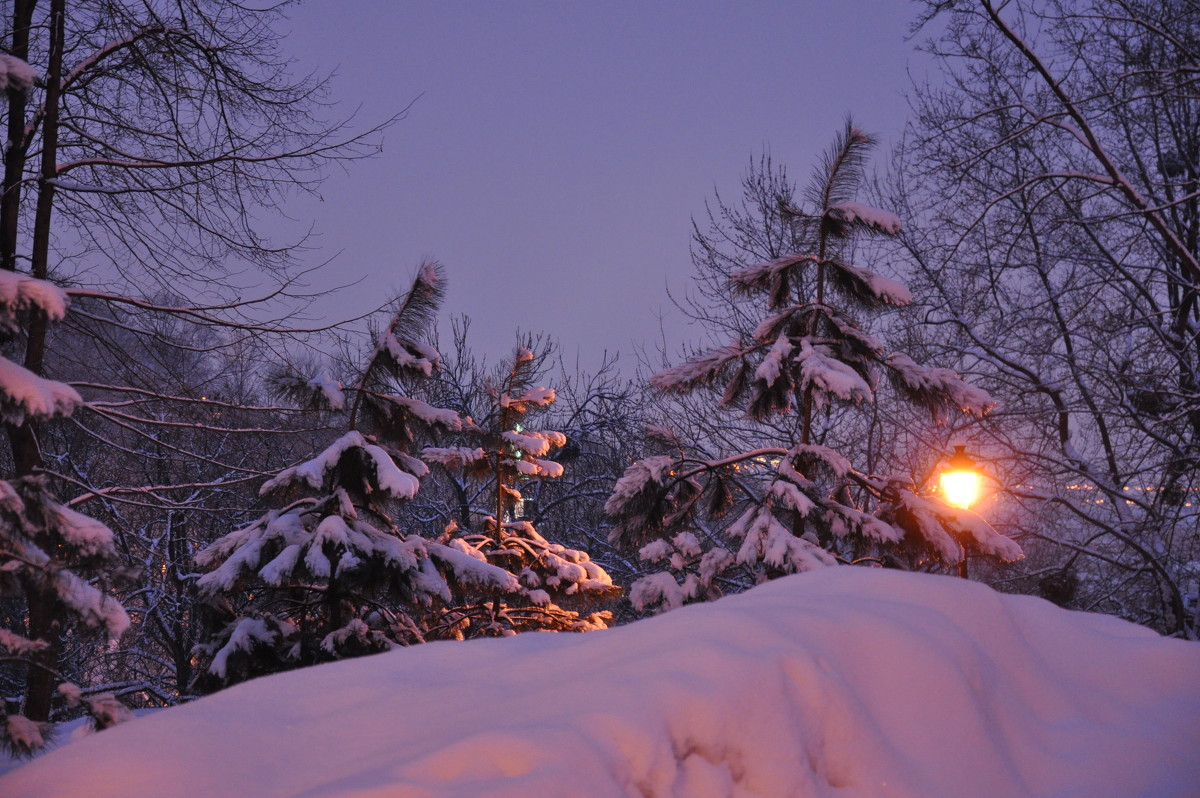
(0, 0, 1196, 755)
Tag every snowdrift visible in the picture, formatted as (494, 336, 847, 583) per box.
(3, 568, 1198, 797)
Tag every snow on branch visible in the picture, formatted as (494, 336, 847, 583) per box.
(0, 271, 69, 330)
(731, 254, 820, 293)
(825, 260, 913, 307)
(885, 353, 994, 420)
(0, 54, 37, 92)
(604, 455, 675, 516)
(259, 431, 420, 500)
(379, 395, 462, 431)
(880, 487, 1022, 565)
(727, 505, 836, 572)
(651, 341, 752, 393)
(797, 341, 874, 406)
(826, 202, 902, 235)
(500, 386, 556, 411)
(502, 430, 565, 458)
(306, 373, 345, 410)
(0, 357, 82, 424)
(427, 542, 521, 593)
(51, 504, 117, 558)
(378, 333, 441, 377)
(421, 446, 487, 470)
(0, 629, 48, 657)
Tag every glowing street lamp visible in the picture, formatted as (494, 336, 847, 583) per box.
(940, 445, 981, 509)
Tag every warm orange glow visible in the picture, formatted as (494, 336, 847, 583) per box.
(940, 469, 981, 509)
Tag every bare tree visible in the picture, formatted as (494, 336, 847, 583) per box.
(1, 0, 394, 734)
(896, 0, 1200, 635)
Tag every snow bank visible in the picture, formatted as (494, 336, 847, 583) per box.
(3, 568, 1198, 797)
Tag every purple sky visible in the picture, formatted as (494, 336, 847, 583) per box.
(280, 2, 923, 371)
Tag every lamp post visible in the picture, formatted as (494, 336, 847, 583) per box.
(940, 445, 981, 510)
(939, 445, 982, 579)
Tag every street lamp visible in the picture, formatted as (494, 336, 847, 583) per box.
(940, 445, 981, 509)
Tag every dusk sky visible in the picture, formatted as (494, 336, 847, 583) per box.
(280, 2, 925, 371)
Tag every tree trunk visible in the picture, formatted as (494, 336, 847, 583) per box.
(18, 0, 66, 722)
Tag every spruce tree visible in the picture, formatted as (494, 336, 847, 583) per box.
(606, 123, 1023, 613)
(422, 344, 616, 638)
(0, 267, 130, 753)
(192, 268, 615, 686)
(192, 264, 519, 686)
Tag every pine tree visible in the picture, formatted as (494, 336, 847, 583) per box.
(191, 264, 518, 687)
(422, 343, 617, 639)
(0, 266, 130, 753)
(606, 123, 1023, 614)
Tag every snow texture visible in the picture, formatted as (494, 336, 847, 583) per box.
(501, 429, 564, 457)
(500, 386, 555, 409)
(827, 201, 902, 235)
(379, 333, 440, 377)
(0, 357, 82, 424)
(384, 395, 461, 430)
(604, 455, 675, 514)
(0, 629, 48, 656)
(421, 446, 487, 469)
(3, 716, 44, 754)
(208, 618, 277, 679)
(259, 431, 419, 500)
(831, 260, 914, 306)
(305, 372, 345, 411)
(0, 271, 69, 330)
(887, 352, 995, 417)
(4, 568, 1197, 798)
(650, 341, 747, 392)
(797, 340, 873, 405)
(53, 504, 117, 558)
(0, 54, 37, 92)
(51, 568, 129, 640)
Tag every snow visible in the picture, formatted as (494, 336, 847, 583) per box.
(379, 332, 439, 376)
(209, 617, 278, 680)
(887, 352, 995, 418)
(797, 340, 874, 405)
(5, 568, 1197, 797)
(753, 334, 793, 387)
(0, 270, 69, 327)
(0, 629, 47, 656)
(3, 716, 44, 755)
(422, 445, 487, 469)
(650, 341, 748, 392)
(0, 54, 37, 92)
(51, 568, 130, 640)
(259, 432, 367, 493)
(385, 395, 461, 430)
(53, 504, 117, 557)
(500, 386, 556, 409)
(501, 429, 564, 457)
(305, 372, 345, 410)
(828, 201, 902, 235)
(604, 454, 675, 513)
(0, 356, 82, 424)
(260, 431, 420, 500)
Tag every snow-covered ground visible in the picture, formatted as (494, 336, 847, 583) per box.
(3, 568, 1198, 797)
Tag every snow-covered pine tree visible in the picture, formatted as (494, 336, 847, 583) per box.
(422, 343, 616, 638)
(192, 264, 519, 687)
(606, 123, 1023, 614)
(0, 267, 131, 753)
